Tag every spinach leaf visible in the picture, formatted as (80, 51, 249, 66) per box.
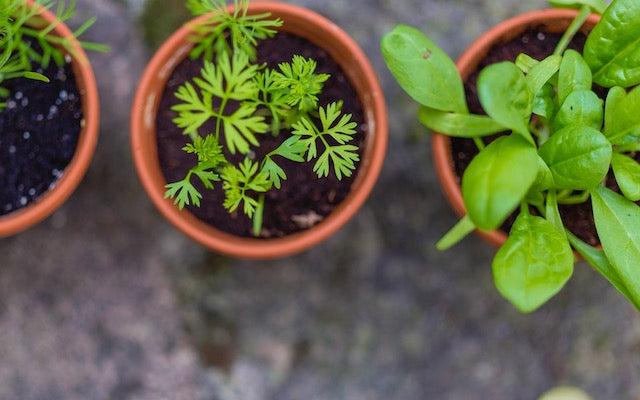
(492, 213, 574, 313)
(558, 50, 593, 104)
(532, 84, 557, 119)
(591, 186, 640, 304)
(549, 0, 608, 14)
(382, 25, 468, 113)
(462, 134, 539, 230)
(566, 231, 639, 309)
(539, 124, 612, 190)
(584, 0, 640, 88)
(529, 155, 555, 193)
(611, 152, 640, 201)
(515, 53, 539, 74)
(526, 55, 562, 95)
(603, 86, 640, 143)
(552, 90, 604, 131)
(418, 107, 505, 138)
(478, 62, 534, 143)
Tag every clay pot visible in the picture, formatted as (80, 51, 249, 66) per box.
(0, 0, 100, 238)
(131, 2, 388, 259)
(432, 9, 600, 248)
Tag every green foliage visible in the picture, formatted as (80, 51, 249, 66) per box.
(492, 213, 574, 313)
(0, 0, 107, 108)
(186, 0, 282, 61)
(165, 1, 362, 236)
(272, 55, 330, 112)
(381, 24, 467, 113)
(221, 158, 271, 217)
(292, 102, 359, 180)
(383, 0, 640, 312)
(461, 134, 539, 231)
(584, 0, 640, 87)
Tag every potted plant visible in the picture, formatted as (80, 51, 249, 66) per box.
(382, 0, 640, 312)
(0, 0, 105, 237)
(131, 0, 387, 259)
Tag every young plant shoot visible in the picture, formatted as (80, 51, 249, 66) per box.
(0, 0, 108, 109)
(165, 0, 361, 237)
(382, 0, 640, 312)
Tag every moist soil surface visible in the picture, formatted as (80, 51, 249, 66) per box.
(0, 61, 82, 217)
(156, 32, 366, 239)
(451, 28, 619, 246)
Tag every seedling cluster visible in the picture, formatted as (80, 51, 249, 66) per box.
(383, 0, 640, 312)
(165, 0, 361, 236)
(0, 0, 107, 109)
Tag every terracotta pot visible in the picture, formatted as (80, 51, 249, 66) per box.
(0, 0, 100, 238)
(432, 9, 600, 248)
(131, 2, 388, 259)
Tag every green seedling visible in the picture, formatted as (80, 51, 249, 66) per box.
(382, 0, 640, 312)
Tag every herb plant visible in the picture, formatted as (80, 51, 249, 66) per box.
(382, 0, 640, 312)
(0, 0, 108, 109)
(165, 0, 361, 237)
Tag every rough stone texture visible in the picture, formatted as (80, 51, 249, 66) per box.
(1, 0, 639, 399)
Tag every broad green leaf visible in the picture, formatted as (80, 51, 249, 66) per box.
(515, 53, 539, 74)
(462, 134, 539, 230)
(382, 25, 467, 113)
(584, 0, 640, 87)
(418, 107, 505, 138)
(604, 86, 640, 143)
(526, 55, 562, 95)
(529, 155, 555, 193)
(566, 230, 639, 309)
(591, 186, 640, 304)
(539, 125, 612, 190)
(493, 213, 574, 313)
(558, 50, 593, 104)
(549, 0, 608, 14)
(611, 153, 640, 201)
(478, 62, 534, 142)
(436, 215, 476, 251)
(532, 84, 557, 119)
(552, 90, 604, 131)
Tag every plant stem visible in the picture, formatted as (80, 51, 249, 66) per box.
(215, 97, 229, 141)
(252, 194, 265, 237)
(554, 5, 591, 56)
(473, 137, 485, 151)
(558, 190, 591, 205)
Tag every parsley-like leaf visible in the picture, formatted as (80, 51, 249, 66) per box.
(187, 0, 282, 61)
(292, 102, 360, 180)
(221, 158, 272, 217)
(272, 55, 330, 112)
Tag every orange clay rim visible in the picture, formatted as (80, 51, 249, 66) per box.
(0, 0, 100, 238)
(131, 2, 388, 260)
(432, 9, 600, 248)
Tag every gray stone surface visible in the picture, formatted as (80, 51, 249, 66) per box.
(1, 0, 639, 399)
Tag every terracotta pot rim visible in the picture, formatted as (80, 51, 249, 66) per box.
(432, 8, 601, 248)
(131, 2, 388, 260)
(0, 0, 100, 238)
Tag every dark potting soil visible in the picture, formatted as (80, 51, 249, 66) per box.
(156, 32, 366, 238)
(0, 60, 82, 216)
(449, 29, 615, 246)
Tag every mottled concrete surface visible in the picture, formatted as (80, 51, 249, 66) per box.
(1, 0, 639, 399)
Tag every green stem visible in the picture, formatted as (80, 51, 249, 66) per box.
(554, 5, 591, 56)
(558, 190, 591, 205)
(473, 137, 485, 151)
(252, 194, 265, 237)
(215, 97, 229, 141)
